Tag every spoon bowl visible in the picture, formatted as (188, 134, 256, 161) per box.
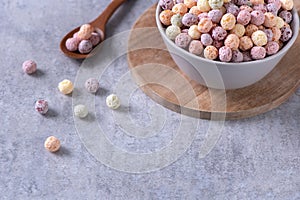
(60, 0, 126, 59)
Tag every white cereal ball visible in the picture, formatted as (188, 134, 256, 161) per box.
(74, 104, 88, 118)
(106, 94, 120, 110)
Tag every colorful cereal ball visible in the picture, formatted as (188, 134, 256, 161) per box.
(264, 12, 277, 28)
(230, 24, 246, 38)
(160, 10, 174, 26)
(44, 136, 60, 153)
(197, 0, 211, 12)
(166, 25, 182, 40)
(208, 0, 224, 9)
(251, 30, 268, 46)
(239, 36, 254, 51)
(271, 27, 281, 41)
(224, 34, 240, 50)
(77, 24, 94, 40)
(204, 46, 219, 60)
(171, 14, 183, 27)
(172, 3, 188, 15)
(188, 25, 202, 39)
(245, 24, 259, 37)
(189, 40, 204, 55)
(219, 46, 233, 62)
(159, 0, 174, 10)
(265, 41, 280, 55)
(182, 13, 199, 27)
(220, 13, 236, 30)
(35, 99, 49, 115)
(189, 6, 202, 15)
(280, 0, 294, 10)
(22, 60, 37, 74)
(198, 18, 213, 33)
(280, 27, 293, 42)
(251, 46, 266, 60)
(250, 0, 264, 5)
(184, 0, 197, 8)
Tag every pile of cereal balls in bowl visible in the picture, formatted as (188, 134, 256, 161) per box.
(65, 24, 102, 54)
(158, 0, 294, 63)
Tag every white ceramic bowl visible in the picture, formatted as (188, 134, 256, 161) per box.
(156, 5, 299, 89)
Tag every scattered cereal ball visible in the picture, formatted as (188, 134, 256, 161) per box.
(58, 79, 74, 95)
(172, 3, 188, 15)
(44, 136, 60, 153)
(197, 0, 211, 12)
(90, 32, 101, 46)
(243, 51, 252, 62)
(65, 37, 80, 52)
(198, 18, 213, 33)
(251, 10, 265, 26)
(74, 104, 88, 118)
(175, 33, 192, 48)
(188, 25, 201, 39)
(182, 13, 199, 27)
(251, 46, 266, 60)
(35, 99, 49, 115)
(275, 17, 285, 29)
(201, 33, 213, 46)
(271, 27, 281, 41)
(212, 39, 224, 49)
(279, 0, 294, 10)
(280, 27, 293, 42)
(160, 10, 174, 25)
(239, 36, 254, 51)
(240, 5, 253, 12)
(253, 4, 267, 13)
(189, 40, 204, 55)
(263, 29, 274, 42)
(263, 12, 277, 28)
(159, 0, 174, 10)
(106, 94, 121, 109)
(221, 13, 236, 30)
(237, 10, 251, 26)
(265, 41, 280, 55)
(226, 3, 240, 17)
(22, 60, 37, 74)
(245, 24, 259, 37)
(230, 24, 246, 37)
(252, 30, 268, 46)
(77, 24, 94, 40)
(279, 10, 292, 23)
(166, 25, 182, 40)
(225, 34, 240, 50)
(219, 46, 233, 62)
(250, 0, 264, 5)
(184, 0, 197, 8)
(208, 9, 223, 23)
(85, 78, 100, 93)
(171, 14, 183, 27)
(78, 40, 93, 54)
(204, 45, 219, 60)
(189, 6, 202, 15)
(231, 50, 243, 62)
(212, 26, 228, 41)
(208, 0, 224, 9)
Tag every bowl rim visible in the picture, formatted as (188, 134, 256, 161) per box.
(155, 4, 300, 66)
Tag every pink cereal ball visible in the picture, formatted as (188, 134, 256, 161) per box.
(198, 18, 213, 33)
(226, 4, 240, 17)
(35, 99, 49, 114)
(78, 40, 93, 54)
(175, 33, 192, 49)
(251, 46, 266, 60)
(22, 60, 37, 74)
(224, 34, 240, 50)
(66, 37, 80, 52)
(90, 32, 101, 46)
(159, 0, 175, 10)
(240, 5, 253, 12)
(242, 51, 252, 62)
(204, 45, 219, 60)
(212, 26, 227, 41)
(208, 9, 223, 23)
(265, 41, 279, 55)
(189, 40, 204, 55)
(253, 4, 267, 13)
(250, 10, 265, 26)
(231, 50, 243, 63)
(201, 33, 213, 46)
(263, 12, 277, 28)
(250, 0, 264, 5)
(280, 27, 293, 42)
(219, 46, 233, 62)
(198, 12, 209, 21)
(237, 10, 251, 26)
(239, 36, 253, 51)
(279, 10, 293, 24)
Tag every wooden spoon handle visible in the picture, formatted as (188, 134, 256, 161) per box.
(90, 0, 126, 29)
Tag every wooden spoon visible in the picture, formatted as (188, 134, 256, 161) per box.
(60, 0, 127, 59)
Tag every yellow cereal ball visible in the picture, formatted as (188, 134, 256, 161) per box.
(188, 25, 202, 39)
(221, 13, 236, 30)
(275, 17, 285, 29)
(208, 0, 224, 9)
(280, 0, 294, 10)
(271, 27, 281, 41)
(198, 18, 213, 33)
(189, 6, 202, 16)
(224, 34, 240, 50)
(239, 36, 253, 51)
(251, 30, 268, 46)
(197, 0, 211, 12)
(230, 24, 246, 37)
(245, 24, 259, 37)
(58, 79, 74, 95)
(264, 12, 277, 28)
(77, 24, 94, 40)
(159, 10, 174, 26)
(44, 136, 60, 153)
(204, 46, 219, 60)
(250, 0, 264, 5)
(184, 0, 197, 8)
(172, 3, 188, 15)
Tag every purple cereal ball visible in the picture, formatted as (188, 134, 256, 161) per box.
(208, 10, 223, 23)
(182, 13, 198, 27)
(263, 29, 274, 42)
(201, 34, 213, 46)
(78, 40, 93, 54)
(253, 4, 267, 13)
(66, 37, 80, 52)
(85, 78, 100, 93)
(242, 51, 252, 62)
(265, 41, 280, 55)
(237, 10, 251, 26)
(212, 26, 227, 41)
(232, 0, 250, 6)
(280, 27, 293, 42)
(159, 0, 174, 10)
(35, 99, 49, 114)
(251, 46, 266, 60)
(251, 10, 265, 26)
(189, 40, 204, 56)
(175, 33, 192, 49)
(279, 11, 293, 24)
(226, 4, 240, 17)
(267, 0, 281, 10)
(90, 32, 101, 46)
(213, 40, 224, 49)
(198, 13, 209, 21)
(231, 50, 243, 62)
(219, 46, 233, 62)
(22, 60, 37, 74)
(266, 3, 279, 16)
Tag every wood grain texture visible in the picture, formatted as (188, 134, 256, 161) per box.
(127, 4, 300, 120)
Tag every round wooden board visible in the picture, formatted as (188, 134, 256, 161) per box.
(127, 4, 300, 120)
